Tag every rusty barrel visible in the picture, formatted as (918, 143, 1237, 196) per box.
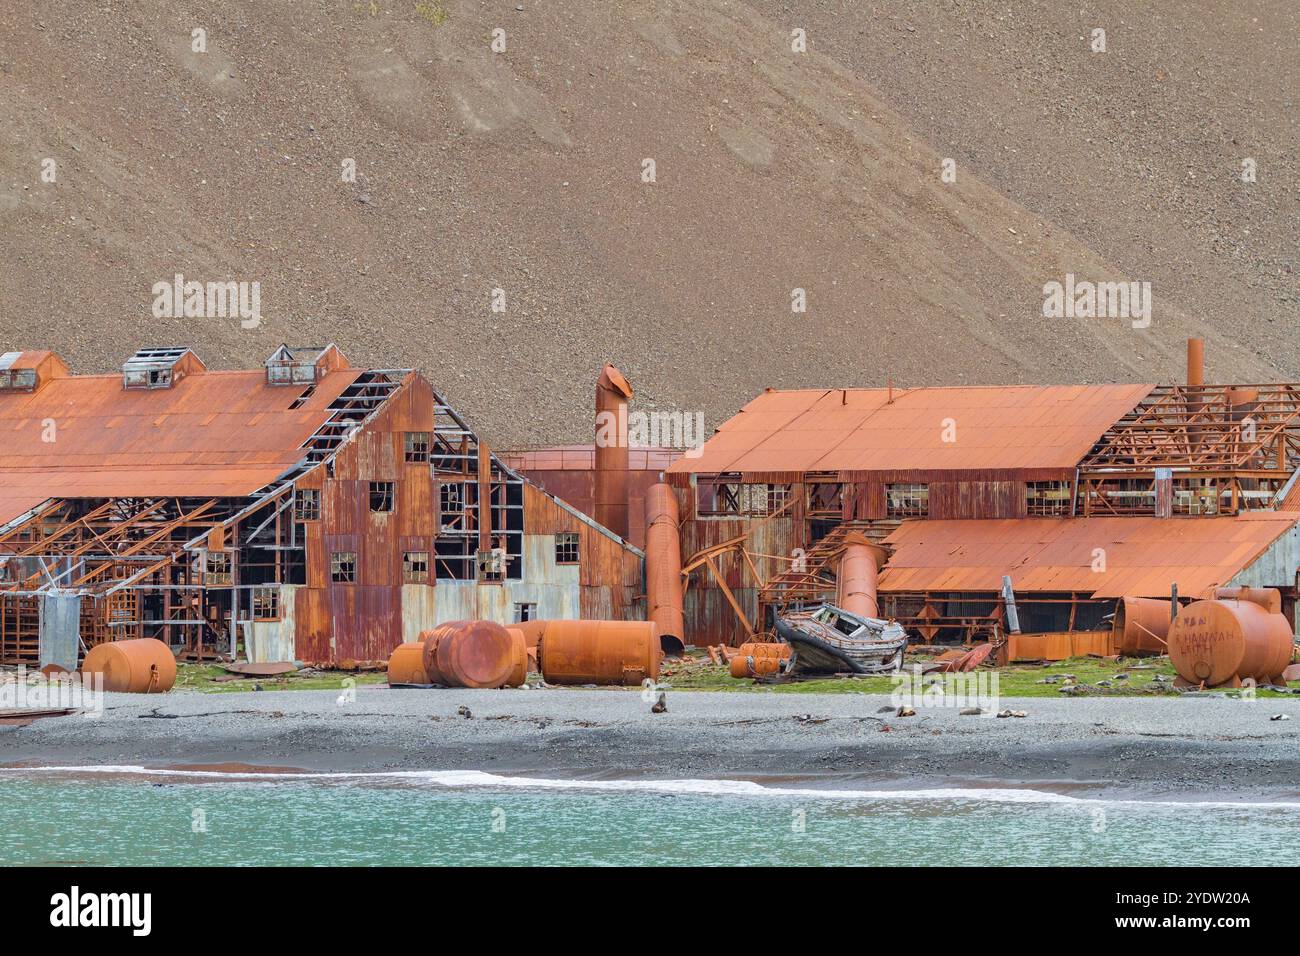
(735, 641, 791, 660)
(540, 620, 660, 686)
(730, 654, 784, 679)
(387, 642, 431, 686)
(504, 627, 529, 687)
(420, 620, 520, 689)
(81, 638, 176, 693)
(1111, 596, 1173, 656)
(512, 619, 548, 652)
(1167, 597, 1294, 687)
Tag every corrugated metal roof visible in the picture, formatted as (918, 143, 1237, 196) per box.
(0, 367, 367, 523)
(878, 515, 1299, 599)
(667, 384, 1154, 474)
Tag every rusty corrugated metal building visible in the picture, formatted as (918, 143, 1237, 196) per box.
(664, 369, 1300, 649)
(0, 346, 642, 667)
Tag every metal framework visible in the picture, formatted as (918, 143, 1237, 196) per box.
(1078, 383, 1300, 516)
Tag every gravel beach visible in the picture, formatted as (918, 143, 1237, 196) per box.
(2, 685, 1298, 799)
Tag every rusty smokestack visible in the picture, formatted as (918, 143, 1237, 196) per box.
(836, 534, 888, 619)
(644, 483, 685, 653)
(1186, 337, 1205, 452)
(594, 364, 633, 539)
(1186, 337, 1204, 388)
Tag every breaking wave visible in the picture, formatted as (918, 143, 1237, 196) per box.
(2, 765, 1299, 809)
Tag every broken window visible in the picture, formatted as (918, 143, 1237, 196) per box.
(294, 488, 320, 521)
(403, 550, 429, 583)
(439, 483, 466, 530)
(1026, 481, 1073, 516)
(252, 587, 280, 621)
(0, 369, 37, 391)
(697, 476, 786, 517)
(331, 551, 356, 583)
(1173, 478, 1220, 515)
(555, 532, 580, 564)
(404, 432, 430, 463)
(477, 546, 507, 582)
(514, 602, 538, 623)
(369, 481, 395, 513)
(886, 483, 929, 517)
(206, 551, 233, 586)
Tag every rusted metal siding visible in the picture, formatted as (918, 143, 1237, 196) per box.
(928, 481, 1027, 519)
(298, 376, 442, 663)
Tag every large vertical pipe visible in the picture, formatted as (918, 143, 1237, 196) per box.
(836, 535, 887, 619)
(594, 364, 633, 539)
(477, 442, 493, 553)
(644, 483, 685, 652)
(1187, 337, 1205, 454)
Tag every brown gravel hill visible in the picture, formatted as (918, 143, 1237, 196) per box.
(0, 0, 1294, 445)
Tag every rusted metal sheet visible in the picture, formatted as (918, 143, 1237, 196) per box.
(0, 364, 367, 509)
(668, 384, 1154, 476)
(879, 516, 1298, 599)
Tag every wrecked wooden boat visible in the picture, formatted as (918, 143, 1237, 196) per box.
(774, 603, 908, 675)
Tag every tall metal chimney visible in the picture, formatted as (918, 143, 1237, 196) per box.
(1186, 337, 1205, 453)
(594, 364, 633, 539)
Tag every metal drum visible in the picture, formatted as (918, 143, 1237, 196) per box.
(80, 638, 176, 693)
(540, 620, 660, 686)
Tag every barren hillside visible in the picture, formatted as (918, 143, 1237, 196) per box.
(0, 0, 1294, 445)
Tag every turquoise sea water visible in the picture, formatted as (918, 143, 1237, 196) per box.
(1, 768, 1297, 866)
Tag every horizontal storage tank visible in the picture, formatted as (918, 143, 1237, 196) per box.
(730, 654, 785, 679)
(387, 642, 431, 686)
(505, 628, 529, 687)
(1167, 595, 1294, 687)
(1111, 596, 1173, 656)
(80, 638, 176, 693)
(540, 620, 660, 686)
(420, 620, 523, 689)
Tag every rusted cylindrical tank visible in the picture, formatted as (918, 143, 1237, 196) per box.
(81, 638, 176, 693)
(1111, 596, 1173, 656)
(387, 642, 431, 686)
(837, 536, 887, 619)
(730, 654, 784, 679)
(540, 620, 661, 685)
(644, 483, 685, 654)
(594, 364, 633, 540)
(1213, 587, 1282, 614)
(505, 627, 529, 687)
(419, 621, 520, 688)
(513, 618, 549, 651)
(735, 641, 791, 661)
(1167, 597, 1294, 687)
